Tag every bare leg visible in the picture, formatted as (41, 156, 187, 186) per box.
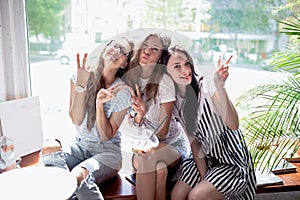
(41, 138, 62, 155)
(171, 180, 192, 200)
(133, 143, 182, 200)
(188, 180, 224, 200)
(135, 153, 156, 200)
(71, 166, 90, 186)
(156, 162, 168, 200)
(136, 171, 156, 200)
(72, 165, 104, 200)
(42, 138, 89, 186)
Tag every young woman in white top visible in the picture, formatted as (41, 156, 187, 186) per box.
(125, 33, 188, 200)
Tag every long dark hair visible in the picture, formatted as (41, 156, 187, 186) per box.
(85, 38, 134, 131)
(125, 33, 171, 102)
(168, 45, 200, 136)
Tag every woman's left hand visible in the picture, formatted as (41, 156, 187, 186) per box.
(214, 55, 232, 88)
(96, 82, 124, 104)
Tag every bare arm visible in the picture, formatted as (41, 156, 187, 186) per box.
(191, 139, 207, 179)
(212, 55, 239, 130)
(96, 102, 128, 141)
(128, 83, 174, 136)
(69, 80, 86, 125)
(156, 101, 174, 138)
(212, 88, 239, 130)
(95, 85, 129, 141)
(69, 53, 90, 125)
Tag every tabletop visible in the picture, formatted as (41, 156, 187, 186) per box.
(0, 165, 77, 200)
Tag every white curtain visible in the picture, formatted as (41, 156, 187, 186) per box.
(0, 0, 30, 102)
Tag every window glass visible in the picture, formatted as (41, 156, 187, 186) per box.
(25, 0, 294, 142)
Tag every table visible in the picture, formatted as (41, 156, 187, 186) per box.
(0, 166, 77, 200)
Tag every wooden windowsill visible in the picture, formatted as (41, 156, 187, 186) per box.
(19, 150, 300, 199)
(256, 162, 300, 193)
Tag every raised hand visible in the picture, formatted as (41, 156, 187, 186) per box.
(128, 84, 147, 119)
(214, 55, 232, 89)
(76, 53, 91, 87)
(96, 82, 125, 104)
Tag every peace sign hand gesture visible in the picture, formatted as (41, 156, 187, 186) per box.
(214, 55, 232, 89)
(96, 82, 125, 105)
(128, 84, 147, 119)
(76, 53, 91, 87)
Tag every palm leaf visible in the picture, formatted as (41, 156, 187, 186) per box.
(236, 16, 300, 170)
(236, 15, 300, 172)
(279, 15, 300, 38)
(236, 75, 300, 172)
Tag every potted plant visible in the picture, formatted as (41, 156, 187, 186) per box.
(236, 15, 300, 172)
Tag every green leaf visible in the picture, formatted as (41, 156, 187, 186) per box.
(236, 15, 300, 171)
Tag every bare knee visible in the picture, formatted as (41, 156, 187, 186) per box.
(72, 167, 89, 186)
(156, 161, 168, 180)
(188, 189, 202, 200)
(171, 187, 183, 200)
(41, 138, 62, 155)
(189, 181, 224, 200)
(188, 188, 207, 200)
(171, 187, 181, 200)
(171, 181, 191, 200)
(134, 153, 156, 173)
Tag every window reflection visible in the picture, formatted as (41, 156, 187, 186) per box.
(26, 0, 293, 142)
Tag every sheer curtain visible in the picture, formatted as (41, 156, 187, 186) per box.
(0, 0, 30, 102)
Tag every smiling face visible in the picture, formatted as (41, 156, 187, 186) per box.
(167, 51, 192, 86)
(102, 38, 131, 68)
(139, 35, 163, 67)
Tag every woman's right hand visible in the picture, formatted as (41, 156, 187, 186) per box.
(129, 84, 147, 119)
(214, 54, 232, 89)
(76, 53, 90, 87)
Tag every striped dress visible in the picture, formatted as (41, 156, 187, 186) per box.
(176, 78, 257, 200)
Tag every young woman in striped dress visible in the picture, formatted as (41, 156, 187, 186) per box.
(166, 46, 256, 200)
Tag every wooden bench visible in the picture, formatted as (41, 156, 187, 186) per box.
(100, 173, 137, 200)
(100, 165, 300, 199)
(20, 150, 300, 199)
(99, 172, 174, 200)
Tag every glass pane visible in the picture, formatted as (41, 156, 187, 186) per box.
(25, 0, 295, 158)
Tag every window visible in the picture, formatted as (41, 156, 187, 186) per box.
(1, 0, 294, 145)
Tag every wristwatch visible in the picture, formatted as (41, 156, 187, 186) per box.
(75, 85, 87, 93)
